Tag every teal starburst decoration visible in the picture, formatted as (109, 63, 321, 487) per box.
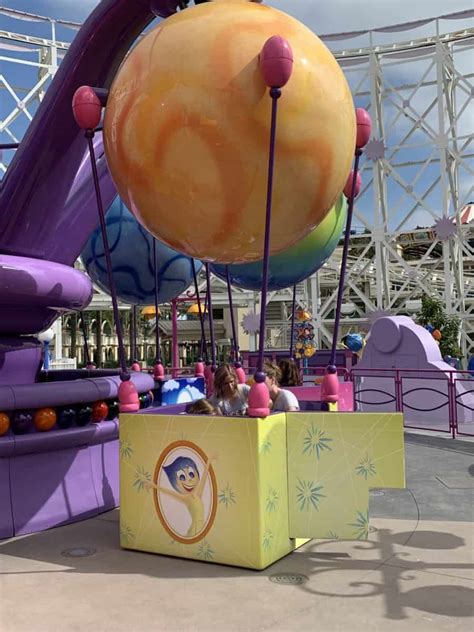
(262, 529, 274, 551)
(218, 483, 236, 508)
(133, 465, 151, 491)
(296, 478, 325, 511)
(349, 510, 370, 540)
(302, 424, 332, 459)
(326, 531, 339, 540)
(120, 524, 135, 543)
(355, 454, 376, 479)
(261, 438, 272, 455)
(197, 540, 215, 561)
(266, 486, 279, 513)
(119, 438, 133, 459)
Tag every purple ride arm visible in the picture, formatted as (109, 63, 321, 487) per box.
(0, 1, 180, 265)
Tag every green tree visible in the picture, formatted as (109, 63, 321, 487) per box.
(417, 294, 461, 359)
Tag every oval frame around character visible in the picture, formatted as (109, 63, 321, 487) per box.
(81, 196, 202, 305)
(211, 195, 347, 291)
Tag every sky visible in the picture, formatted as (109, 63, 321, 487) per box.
(1, 0, 473, 230)
(1, 0, 472, 34)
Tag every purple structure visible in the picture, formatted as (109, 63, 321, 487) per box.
(0, 1, 186, 538)
(355, 316, 473, 426)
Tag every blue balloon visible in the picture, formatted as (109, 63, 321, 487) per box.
(81, 197, 202, 305)
(344, 333, 363, 353)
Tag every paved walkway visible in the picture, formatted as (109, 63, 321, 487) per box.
(1, 432, 473, 631)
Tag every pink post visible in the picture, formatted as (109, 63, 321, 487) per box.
(154, 361, 165, 381)
(206, 369, 215, 398)
(235, 365, 247, 385)
(131, 361, 141, 372)
(259, 35, 294, 88)
(171, 299, 179, 379)
(195, 360, 205, 378)
(118, 379, 140, 413)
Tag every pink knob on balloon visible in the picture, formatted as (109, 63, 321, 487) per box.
(131, 362, 141, 372)
(153, 362, 165, 381)
(72, 86, 102, 130)
(118, 379, 140, 413)
(260, 36, 294, 88)
(343, 170, 362, 199)
(195, 361, 205, 378)
(235, 365, 246, 385)
(248, 381, 270, 418)
(355, 108, 372, 149)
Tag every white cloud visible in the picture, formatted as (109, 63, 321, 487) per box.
(162, 379, 180, 392)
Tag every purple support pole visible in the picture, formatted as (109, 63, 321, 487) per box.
(289, 284, 297, 360)
(192, 258, 207, 360)
(225, 266, 239, 361)
(225, 265, 246, 384)
(329, 150, 362, 368)
(205, 263, 217, 370)
(79, 311, 92, 367)
(257, 88, 280, 373)
(152, 239, 165, 380)
(248, 87, 282, 417)
(85, 131, 138, 412)
(131, 305, 137, 362)
(171, 299, 179, 379)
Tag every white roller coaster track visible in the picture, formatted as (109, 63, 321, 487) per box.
(0, 5, 473, 362)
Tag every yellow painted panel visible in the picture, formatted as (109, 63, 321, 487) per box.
(287, 412, 405, 541)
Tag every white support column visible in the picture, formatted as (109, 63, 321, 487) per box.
(53, 316, 63, 360)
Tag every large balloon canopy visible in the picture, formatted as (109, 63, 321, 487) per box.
(211, 195, 347, 291)
(104, 0, 355, 264)
(81, 197, 202, 306)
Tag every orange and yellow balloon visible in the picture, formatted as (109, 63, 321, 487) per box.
(104, 0, 355, 263)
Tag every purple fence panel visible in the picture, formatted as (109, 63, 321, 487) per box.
(400, 374, 451, 433)
(351, 369, 398, 413)
(453, 372, 474, 437)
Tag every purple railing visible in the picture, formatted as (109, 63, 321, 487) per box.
(350, 367, 474, 439)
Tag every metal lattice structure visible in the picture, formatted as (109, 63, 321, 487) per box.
(1, 5, 473, 361)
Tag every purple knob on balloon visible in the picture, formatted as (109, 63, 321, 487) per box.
(260, 35, 294, 88)
(343, 170, 362, 199)
(72, 86, 102, 130)
(355, 108, 372, 149)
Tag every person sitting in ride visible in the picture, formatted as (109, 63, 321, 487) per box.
(278, 358, 302, 387)
(264, 361, 300, 412)
(210, 364, 250, 416)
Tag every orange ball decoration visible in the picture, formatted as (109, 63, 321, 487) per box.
(33, 408, 57, 432)
(432, 329, 442, 341)
(104, 0, 356, 263)
(91, 401, 109, 423)
(0, 412, 10, 436)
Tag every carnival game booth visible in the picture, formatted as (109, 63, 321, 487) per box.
(119, 408, 404, 570)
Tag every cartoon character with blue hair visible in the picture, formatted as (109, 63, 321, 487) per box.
(146, 453, 216, 537)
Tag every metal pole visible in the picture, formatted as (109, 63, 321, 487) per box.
(86, 131, 129, 379)
(225, 265, 239, 362)
(171, 299, 179, 378)
(257, 87, 281, 375)
(289, 284, 297, 359)
(153, 239, 162, 363)
(205, 263, 217, 369)
(330, 150, 362, 367)
(192, 259, 207, 360)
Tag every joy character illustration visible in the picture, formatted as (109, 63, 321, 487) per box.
(146, 453, 216, 538)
